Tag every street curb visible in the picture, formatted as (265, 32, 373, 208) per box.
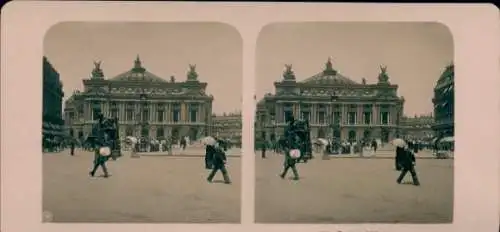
(137, 154, 241, 158)
(314, 156, 451, 160)
(136, 154, 450, 160)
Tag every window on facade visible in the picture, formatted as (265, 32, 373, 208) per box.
(173, 110, 180, 122)
(318, 111, 325, 124)
(364, 112, 371, 124)
(111, 109, 118, 119)
(126, 127, 133, 136)
(172, 104, 181, 122)
(156, 128, 164, 138)
(348, 112, 356, 125)
(381, 112, 389, 125)
(126, 110, 134, 121)
(157, 110, 164, 122)
(190, 109, 197, 122)
(69, 112, 75, 120)
(92, 108, 101, 120)
(333, 112, 341, 124)
(284, 110, 293, 123)
(142, 110, 149, 121)
(301, 111, 310, 121)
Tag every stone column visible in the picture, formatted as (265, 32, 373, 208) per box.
(342, 104, 348, 125)
(83, 101, 90, 121)
(165, 103, 170, 122)
(357, 104, 363, 125)
(275, 103, 281, 123)
(373, 104, 379, 125)
(294, 103, 300, 119)
(181, 102, 187, 122)
(150, 103, 154, 122)
(310, 104, 316, 124)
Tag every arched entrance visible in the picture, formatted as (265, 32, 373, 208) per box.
(317, 128, 326, 138)
(348, 130, 357, 143)
(261, 131, 266, 140)
(125, 127, 133, 136)
(171, 128, 180, 143)
(270, 133, 276, 141)
(333, 129, 341, 140)
(78, 131, 84, 139)
(156, 128, 164, 139)
(141, 127, 149, 138)
(69, 128, 74, 137)
(381, 128, 390, 143)
(189, 127, 198, 141)
(363, 129, 371, 140)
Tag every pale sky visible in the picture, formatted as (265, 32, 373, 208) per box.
(256, 22, 453, 116)
(44, 22, 242, 114)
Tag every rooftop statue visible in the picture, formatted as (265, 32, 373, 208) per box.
(91, 61, 105, 79)
(283, 64, 296, 81)
(187, 64, 198, 81)
(377, 65, 390, 83)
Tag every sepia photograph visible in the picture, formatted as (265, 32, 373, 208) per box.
(254, 22, 454, 223)
(42, 22, 242, 223)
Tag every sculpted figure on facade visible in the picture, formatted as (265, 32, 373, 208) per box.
(282, 64, 296, 81)
(91, 61, 105, 79)
(187, 64, 198, 81)
(378, 65, 390, 83)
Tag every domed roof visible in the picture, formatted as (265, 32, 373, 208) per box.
(111, 70, 167, 82)
(300, 58, 359, 85)
(110, 55, 167, 83)
(301, 71, 359, 85)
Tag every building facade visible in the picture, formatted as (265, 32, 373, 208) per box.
(432, 64, 454, 137)
(42, 56, 65, 137)
(64, 56, 213, 143)
(400, 114, 434, 141)
(255, 58, 404, 144)
(211, 112, 242, 146)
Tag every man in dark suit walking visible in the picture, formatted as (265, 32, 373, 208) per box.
(207, 140, 231, 184)
(70, 140, 75, 156)
(205, 143, 215, 169)
(396, 147, 420, 186)
(261, 141, 267, 159)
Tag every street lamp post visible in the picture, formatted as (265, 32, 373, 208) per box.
(395, 104, 401, 138)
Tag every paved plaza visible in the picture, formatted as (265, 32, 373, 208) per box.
(43, 148, 241, 223)
(255, 151, 454, 224)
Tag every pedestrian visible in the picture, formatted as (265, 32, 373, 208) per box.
(261, 141, 267, 159)
(70, 139, 75, 156)
(279, 134, 301, 181)
(89, 134, 112, 178)
(205, 143, 215, 169)
(395, 144, 407, 171)
(207, 140, 231, 184)
(396, 146, 420, 186)
(279, 147, 300, 180)
(371, 139, 378, 153)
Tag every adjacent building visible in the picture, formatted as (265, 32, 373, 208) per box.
(255, 58, 404, 144)
(432, 64, 454, 138)
(400, 114, 434, 141)
(211, 112, 242, 146)
(64, 56, 213, 143)
(42, 56, 65, 138)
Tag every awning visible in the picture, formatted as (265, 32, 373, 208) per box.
(43, 129, 66, 136)
(440, 136, 454, 143)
